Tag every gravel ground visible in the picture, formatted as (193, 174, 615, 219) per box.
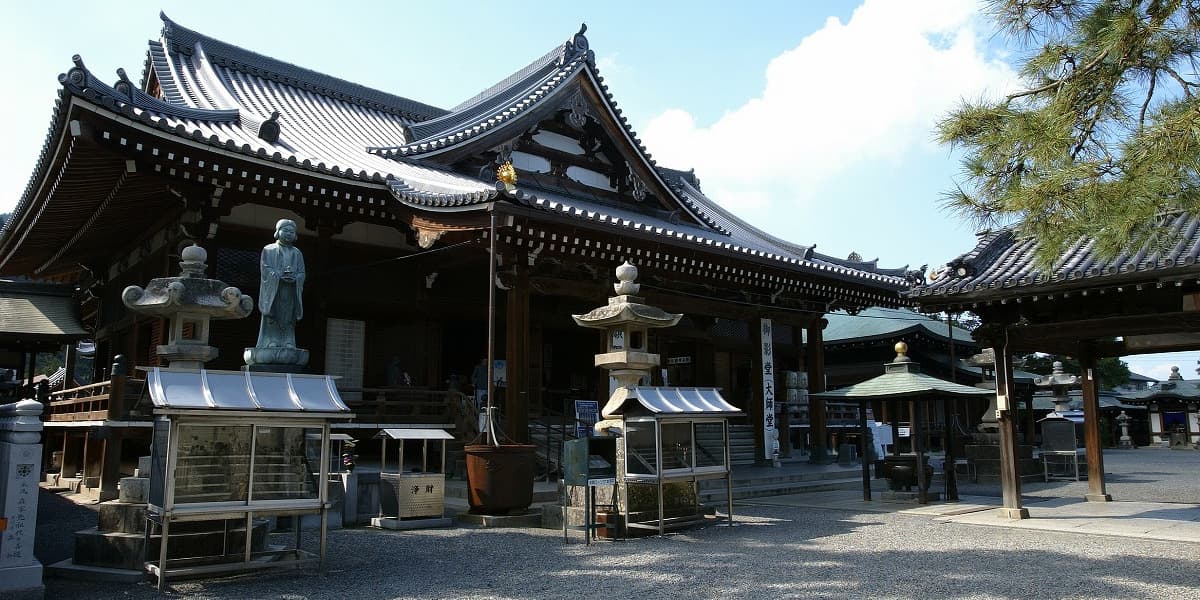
(38, 449, 1199, 599)
(43, 503, 1199, 599)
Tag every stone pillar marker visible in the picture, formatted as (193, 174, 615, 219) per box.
(0, 399, 45, 598)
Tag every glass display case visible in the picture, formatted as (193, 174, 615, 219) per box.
(142, 368, 352, 590)
(605, 387, 742, 536)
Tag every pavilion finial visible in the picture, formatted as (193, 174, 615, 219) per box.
(1169, 366, 1182, 380)
(894, 341, 911, 362)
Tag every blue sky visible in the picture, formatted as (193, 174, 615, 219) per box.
(0, 0, 1195, 380)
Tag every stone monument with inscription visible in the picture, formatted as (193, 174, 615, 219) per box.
(0, 399, 45, 599)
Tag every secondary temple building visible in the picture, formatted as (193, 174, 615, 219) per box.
(0, 15, 913, 496)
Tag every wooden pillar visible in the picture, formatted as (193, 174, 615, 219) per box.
(1079, 344, 1112, 502)
(1022, 391, 1036, 444)
(308, 224, 336, 372)
(504, 258, 530, 443)
(529, 320, 543, 415)
(63, 342, 78, 390)
(425, 319, 443, 388)
(858, 401, 871, 501)
(995, 344, 1029, 519)
(912, 399, 928, 504)
(806, 318, 830, 463)
(943, 397, 959, 502)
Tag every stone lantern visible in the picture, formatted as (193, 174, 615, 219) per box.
(1034, 361, 1080, 414)
(122, 244, 253, 369)
(1115, 411, 1133, 449)
(572, 262, 681, 424)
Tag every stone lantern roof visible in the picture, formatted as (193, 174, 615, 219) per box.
(122, 244, 252, 368)
(571, 262, 681, 329)
(122, 244, 253, 320)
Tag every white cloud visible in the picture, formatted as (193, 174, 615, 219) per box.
(639, 0, 1018, 236)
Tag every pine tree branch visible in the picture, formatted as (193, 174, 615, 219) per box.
(1140, 69, 1158, 130)
(1160, 64, 1198, 98)
(1006, 48, 1111, 102)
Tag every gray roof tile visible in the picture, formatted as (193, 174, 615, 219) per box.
(912, 213, 1200, 301)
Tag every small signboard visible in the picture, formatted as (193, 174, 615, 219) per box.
(575, 400, 599, 438)
(492, 360, 507, 388)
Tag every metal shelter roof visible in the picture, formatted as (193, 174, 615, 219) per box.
(604, 386, 743, 418)
(145, 367, 351, 414)
(378, 428, 454, 440)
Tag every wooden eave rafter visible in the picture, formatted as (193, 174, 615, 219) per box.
(483, 209, 903, 314)
(915, 266, 1200, 313)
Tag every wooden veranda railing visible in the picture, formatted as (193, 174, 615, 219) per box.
(339, 387, 478, 438)
(46, 375, 147, 422)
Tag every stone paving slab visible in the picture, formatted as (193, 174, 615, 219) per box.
(939, 497, 1200, 544)
(739, 488, 1200, 545)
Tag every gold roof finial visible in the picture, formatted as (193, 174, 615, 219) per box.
(894, 341, 911, 362)
(496, 161, 517, 192)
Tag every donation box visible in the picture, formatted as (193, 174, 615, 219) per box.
(563, 437, 617, 486)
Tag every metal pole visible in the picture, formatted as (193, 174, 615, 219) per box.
(858, 401, 871, 501)
(724, 420, 734, 525)
(245, 425, 257, 564)
(486, 209, 498, 446)
(379, 437, 386, 519)
(319, 424, 330, 572)
(656, 420, 664, 536)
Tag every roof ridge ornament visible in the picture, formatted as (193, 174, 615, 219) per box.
(561, 23, 593, 65)
(258, 111, 281, 143)
(114, 68, 134, 99)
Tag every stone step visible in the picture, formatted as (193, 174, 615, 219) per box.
(72, 521, 269, 571)
(443, 481, 560, 503)
(698, 469, 865, 489)
(699, 477, 863, 503)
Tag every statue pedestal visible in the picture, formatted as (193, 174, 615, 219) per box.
(243, 347, 309, 373)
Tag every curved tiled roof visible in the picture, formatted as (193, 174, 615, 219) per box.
(2, 17, 909, 299)
(912, 213, 1200, 301)
(368, 29, 594, 158)
(155, 13, 446, 121)
(45, 46, 500, 209)
(823, 306, 974, 344)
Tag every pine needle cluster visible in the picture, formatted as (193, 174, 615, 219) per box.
(940, 0, 1200, 268)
